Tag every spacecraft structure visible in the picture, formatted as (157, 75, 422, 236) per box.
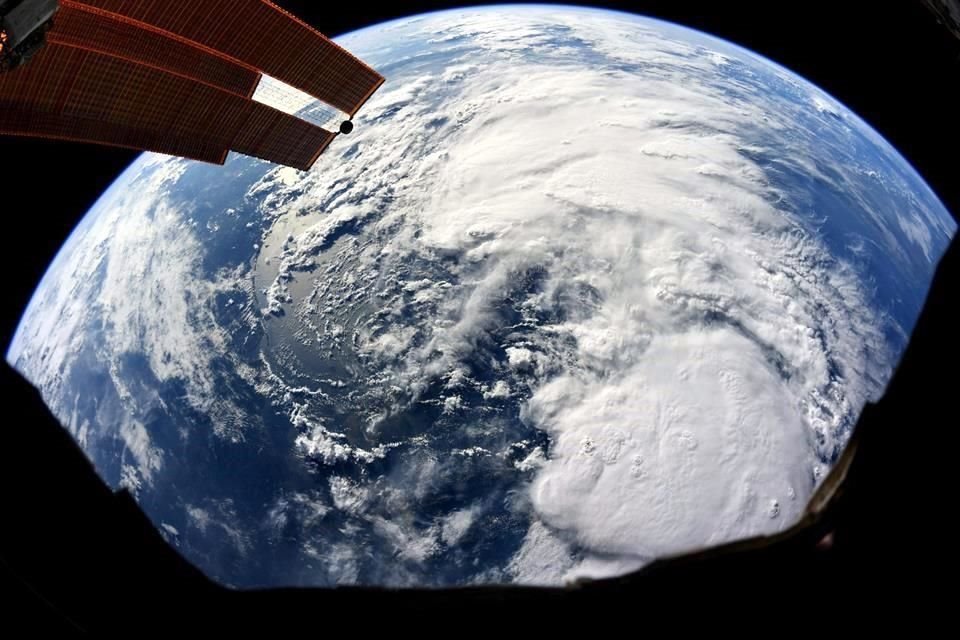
(0, 0, 384, 170)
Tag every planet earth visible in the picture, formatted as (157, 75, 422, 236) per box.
(7, 5, 955, 587)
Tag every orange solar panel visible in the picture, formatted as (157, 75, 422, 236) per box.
(1, 0, 383, 169)
(234, 105, 336, 169)
(51, 1, 262, 98)
(0, 104, 230, 164)
(0, 42, 336, 169)
(73, 0, 385, 115)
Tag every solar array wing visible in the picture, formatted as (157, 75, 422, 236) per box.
(0, 0, 383, 170)
(72, 0, 385, 116)
(0, 42, 335, 169)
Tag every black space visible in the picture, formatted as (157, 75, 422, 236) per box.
(1, 0, 958, 631)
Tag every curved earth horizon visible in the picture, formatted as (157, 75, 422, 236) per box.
(7, 5, 955, 587)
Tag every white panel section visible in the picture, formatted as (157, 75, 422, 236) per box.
(251, 74, 346, 131)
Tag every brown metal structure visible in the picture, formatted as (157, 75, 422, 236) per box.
(70, 0, 385, 116)
(49, 2, 262, 98)
(0, 43, 335, 168)
(0, 0, 384, 170)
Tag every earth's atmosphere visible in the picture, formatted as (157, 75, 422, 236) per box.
(8, 5, 956, 587)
